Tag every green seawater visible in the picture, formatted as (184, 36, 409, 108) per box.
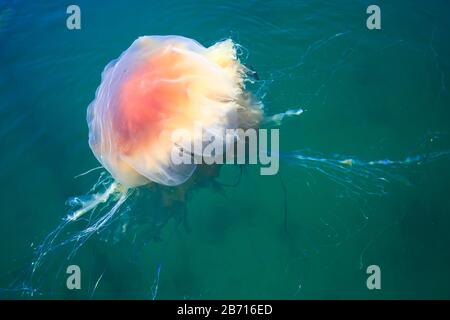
(0, 0, 450, 299)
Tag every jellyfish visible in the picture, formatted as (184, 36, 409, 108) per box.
(13, 35, 449, 296)
(87, 35, 263, 186)
(65, 35, 264, 221)
(16, 36, 266, 292)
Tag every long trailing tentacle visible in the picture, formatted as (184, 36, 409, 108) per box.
(282, 149, 450, 197)
(17, 172, 132, 295)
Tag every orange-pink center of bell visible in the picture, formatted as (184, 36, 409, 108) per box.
(114, 49, 190, 154)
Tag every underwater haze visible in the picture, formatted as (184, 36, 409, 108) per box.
(1, 0, 450, 299)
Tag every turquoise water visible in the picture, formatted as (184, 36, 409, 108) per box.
(1, 0, 450, 299)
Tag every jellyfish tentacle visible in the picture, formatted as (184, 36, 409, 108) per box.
(67, 181, 125, 221)
(22, 174, 132, 293)
(264, 108, 305, 126)
(282, 149, 450, 197)
(73, 166, 103, 179)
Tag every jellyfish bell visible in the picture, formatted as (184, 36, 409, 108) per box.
(87, 35, 263, 188)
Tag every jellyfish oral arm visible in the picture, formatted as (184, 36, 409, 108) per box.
(67, 182, 124, 221)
